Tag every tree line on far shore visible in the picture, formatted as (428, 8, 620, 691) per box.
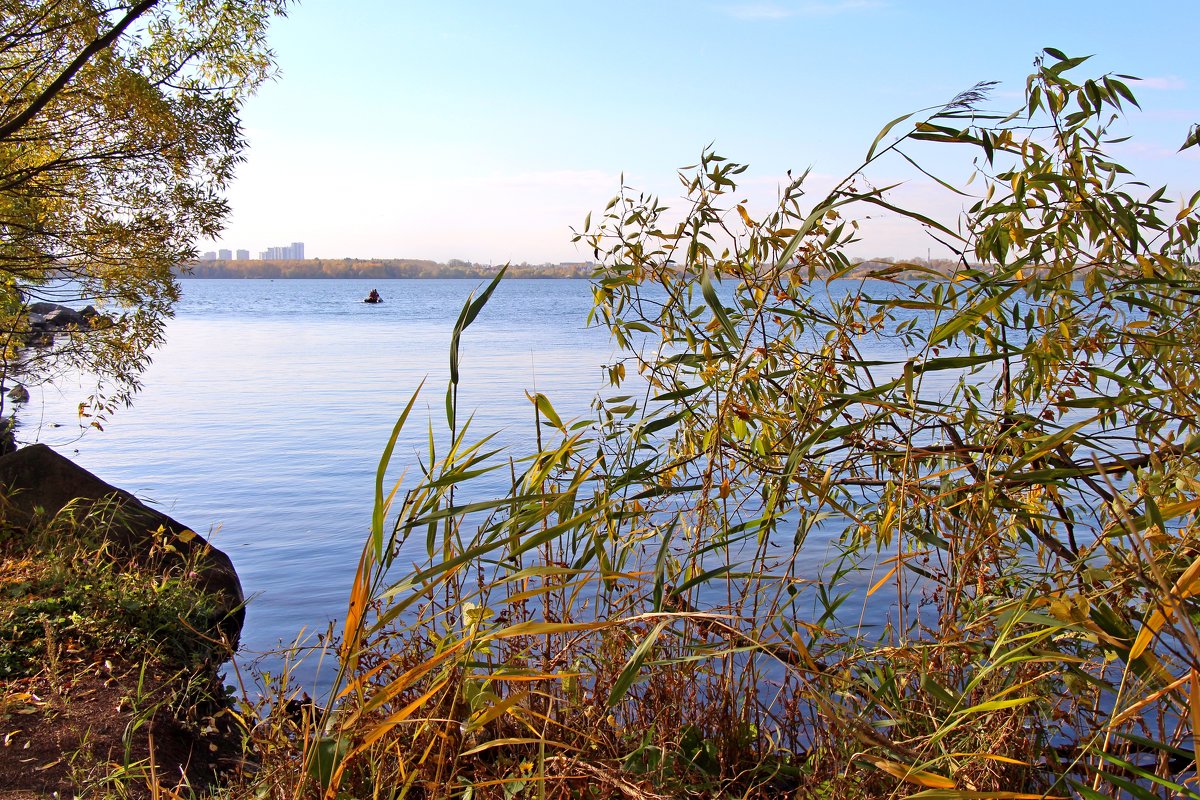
(179, 256, 964, 280)
(178, 258, 595, 279)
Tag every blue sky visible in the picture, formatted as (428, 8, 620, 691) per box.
(206, 0, 1200, 264)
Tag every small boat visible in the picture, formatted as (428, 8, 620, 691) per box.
(363, 296, 382, 304)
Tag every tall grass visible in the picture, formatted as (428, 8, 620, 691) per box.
(243, 51, 1200, 799)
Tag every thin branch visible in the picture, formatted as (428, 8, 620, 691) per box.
(0, 0, 160, 141)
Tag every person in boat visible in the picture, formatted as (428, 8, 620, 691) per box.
(367, 288, 381, 303)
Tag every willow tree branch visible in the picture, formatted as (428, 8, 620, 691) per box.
(0, 0, 159, 141)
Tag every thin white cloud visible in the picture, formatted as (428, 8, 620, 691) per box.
(720, 0, 883, 20)
(1135, 76, 1188, 91)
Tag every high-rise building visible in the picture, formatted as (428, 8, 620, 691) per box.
(260, 242, 306, 260)
(218, 248, 232, 260)
(236, 249, 250, 260)
(201, 251, 217, 261)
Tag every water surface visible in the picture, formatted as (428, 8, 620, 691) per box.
(25, 279, 617, 684)
(22, 277, 930, 688)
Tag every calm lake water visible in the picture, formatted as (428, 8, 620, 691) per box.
(20, 277, 911, 688)
(23, 279, 620, 683)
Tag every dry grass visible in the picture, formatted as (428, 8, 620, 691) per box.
(0, 503, 241, 798)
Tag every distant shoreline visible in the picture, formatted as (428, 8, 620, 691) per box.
(179, 257, 958, 281)
(178, 258, 594, 280)
(179, 273, 590, 279)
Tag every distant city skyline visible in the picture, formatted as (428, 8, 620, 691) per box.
(199, 242, 304, 261)
(260, 242, 304, 261)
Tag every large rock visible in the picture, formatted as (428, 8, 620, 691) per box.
(0, 444, 244, 644)
(42, 307, 84, 327)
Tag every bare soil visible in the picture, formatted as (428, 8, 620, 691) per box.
(0, 657, 242, 798)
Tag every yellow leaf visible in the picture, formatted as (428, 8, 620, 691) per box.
(1130, 550, 1200, 660)
(1192, 670, 1200, 768)
(788, 631, 823, 673)
(906, 791, 1067, 799)
(870, 758, 956, 789)
(946, 752, 1030, 766)
(460, 737, 580, 758)
(344, 676, 452, 757)
(954, 696, 1037, 715)
(867, 564, 898, 598)
(1171, 550, 1200, 597)
(176, 529, 197, 543)
(465, 689, 529, 732)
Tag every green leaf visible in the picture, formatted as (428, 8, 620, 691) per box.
(450, 266, 508, 387)
(607, 620, 671, 707)
(372, 383, 424, 560)
(651, 516, 678, 611)
(921, 674, 961, 710)
(669, 564, 736, 597)
(865, 111, 916, 162)
(306, 735, 349, 791)
(927, 285, 1019, 347)
(700, 270, 738, 344)
(528, 392, 563, 430)
(1182, 123, 1200, 152)
(1106, 77, 1141, 110)
(912, 351, 1012, 374)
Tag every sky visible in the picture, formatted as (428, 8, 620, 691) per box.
(203, 0, 1200, 264)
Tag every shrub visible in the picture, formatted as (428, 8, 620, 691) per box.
(265, 50, 1200, 799)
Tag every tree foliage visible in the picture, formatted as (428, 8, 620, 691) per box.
(0, 0, 286, 423)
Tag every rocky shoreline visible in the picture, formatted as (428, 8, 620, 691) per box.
(22, 302, 111, 348)
(0, 444, 245, 796)
(3, 302, 117, 439)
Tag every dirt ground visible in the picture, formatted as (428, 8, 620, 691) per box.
(0, 659, 241, 798)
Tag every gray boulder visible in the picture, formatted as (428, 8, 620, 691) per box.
(43, 307, 84, 327)
(0, 444, 245, 645)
